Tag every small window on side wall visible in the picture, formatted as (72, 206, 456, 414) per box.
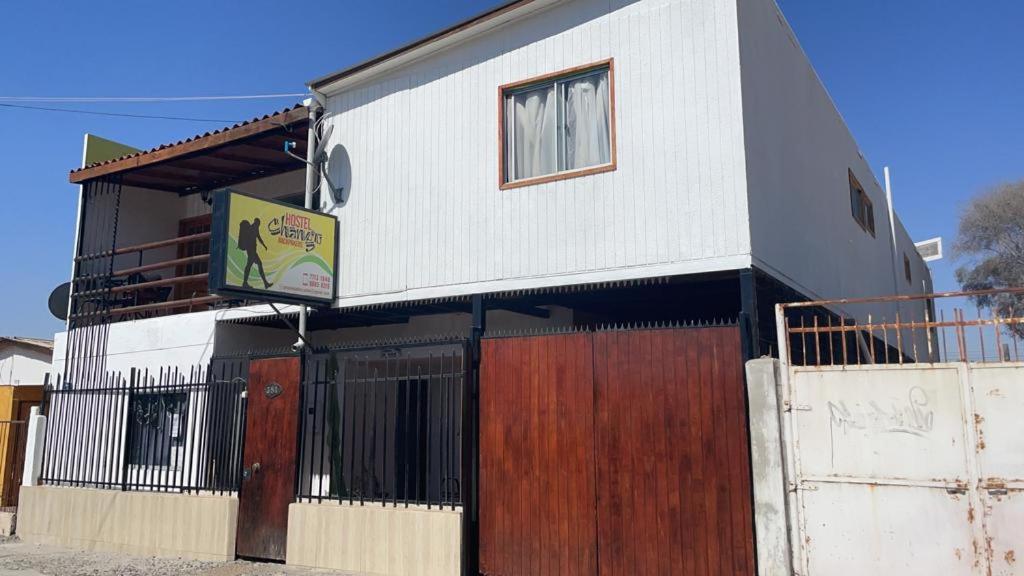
(848, 170, 875, 236)
(500, 60, 616, 189)
(904, 253, 913, 284)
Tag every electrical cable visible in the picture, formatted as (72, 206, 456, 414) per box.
(0, 93, 309, 103)
(0, 102, 242, 123)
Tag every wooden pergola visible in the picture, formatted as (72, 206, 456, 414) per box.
(69, 105, 309, 194)
(65, 104, 311, 324)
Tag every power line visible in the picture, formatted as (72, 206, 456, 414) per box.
(0, 102, 241, 123)
(0, 93, 309, 103)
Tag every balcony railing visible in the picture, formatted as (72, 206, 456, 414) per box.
(70, 231, 237, 322)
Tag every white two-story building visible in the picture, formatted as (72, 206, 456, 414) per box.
(34, 0, 934, 573)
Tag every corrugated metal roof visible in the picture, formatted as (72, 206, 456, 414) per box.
(69, 103, 307, 177)
(0, 336, 54, 351)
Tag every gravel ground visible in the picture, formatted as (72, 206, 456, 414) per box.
(0, 537, 359, 576)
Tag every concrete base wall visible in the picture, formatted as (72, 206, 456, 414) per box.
(287, 501, 461, 576)
(0, 511, 14, 536)
(17, 485, 237, 561)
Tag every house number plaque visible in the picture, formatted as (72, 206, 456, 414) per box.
(264, 382, 283, 399)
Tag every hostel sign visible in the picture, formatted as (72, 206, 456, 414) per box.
(209, 190, 338, 306)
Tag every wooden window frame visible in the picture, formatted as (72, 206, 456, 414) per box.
(498, 58, 617, 190)
(848, 170, 875, 237)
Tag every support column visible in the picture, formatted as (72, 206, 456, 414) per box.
(462, 294, 485, 576)
(740, 268, 760, 360)
(22, 406, 47, 488)
(745, 358, 794, 575)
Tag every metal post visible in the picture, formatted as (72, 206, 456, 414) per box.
(462, 294, 484, 576)
(121, 368, 136, 491)
(297, 103, 321, 348)
(739, 268, 759, 360)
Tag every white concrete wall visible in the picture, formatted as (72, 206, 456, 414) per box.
(113, 186, 182, 273)
(287, 501, 461, 575)
(52, 304, 303, 376)
(321, 0, 752, 306)
(736, 0, 931, 317)
(0, 345, 53, 385)
(18, 485, 238, 562)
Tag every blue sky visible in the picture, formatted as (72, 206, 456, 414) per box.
(0, 0, 1021, 339)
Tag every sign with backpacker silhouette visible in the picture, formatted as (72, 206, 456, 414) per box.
(209, 190, 338, 306)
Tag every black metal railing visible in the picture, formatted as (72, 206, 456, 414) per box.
(41, 361, 248, 494)
(297, 342, 467, 509)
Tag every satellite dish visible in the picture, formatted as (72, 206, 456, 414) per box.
(48, 282, 71, 321)
(325, 144, 351, 206)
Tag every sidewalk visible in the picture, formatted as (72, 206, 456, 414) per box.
(0, 537, 357, 576)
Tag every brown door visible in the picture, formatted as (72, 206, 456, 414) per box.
(175, 214, 212, 310)
(479, 327, 754, 576)
(4, 402, 38, 507)
(236, 356, 301, 560)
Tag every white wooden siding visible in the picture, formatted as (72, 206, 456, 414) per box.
(737, 0, 932, 312)
(323, 0, 751, 304)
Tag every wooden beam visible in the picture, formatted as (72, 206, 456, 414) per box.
(211, 143, 299, 165)
(161, 158, 245, 179)
(175, 154, 270, 172)
(71, 295, 226, 320)
(77, 231, 212, 261)
(119, 173, 190, 192)
(75, 273, 210, 296)
(111, 254, 209, 277)
(70, 106, 309, 183)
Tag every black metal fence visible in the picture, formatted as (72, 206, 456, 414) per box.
(41, 360, 248, 494)
(297, 341, 468, 509)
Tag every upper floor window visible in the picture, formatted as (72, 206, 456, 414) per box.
(904, 253, 913, 284)
(848, 170, 875, 236)
(500, 60, 616, 189)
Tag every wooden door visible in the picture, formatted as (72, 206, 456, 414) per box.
(175, 214, 212, 308)
(5, 402, 37, 507)
(236, 356, 301, 560)
(479, 327, 754, 576)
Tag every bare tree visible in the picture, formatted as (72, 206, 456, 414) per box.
(955, 180, 1024, 336)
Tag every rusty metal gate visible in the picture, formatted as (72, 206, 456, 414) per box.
(776, 289, 1024, 575)
(479, 325, 754, 576)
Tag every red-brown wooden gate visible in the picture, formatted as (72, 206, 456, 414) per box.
(479, 326, 754, 576)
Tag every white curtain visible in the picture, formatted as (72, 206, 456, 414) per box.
(508, 86, 557, 180)
(564, 71, 611, 170)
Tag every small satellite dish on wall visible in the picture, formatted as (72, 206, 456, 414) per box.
(48, 282, 71, 321)
(326, 143, 352, 206)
